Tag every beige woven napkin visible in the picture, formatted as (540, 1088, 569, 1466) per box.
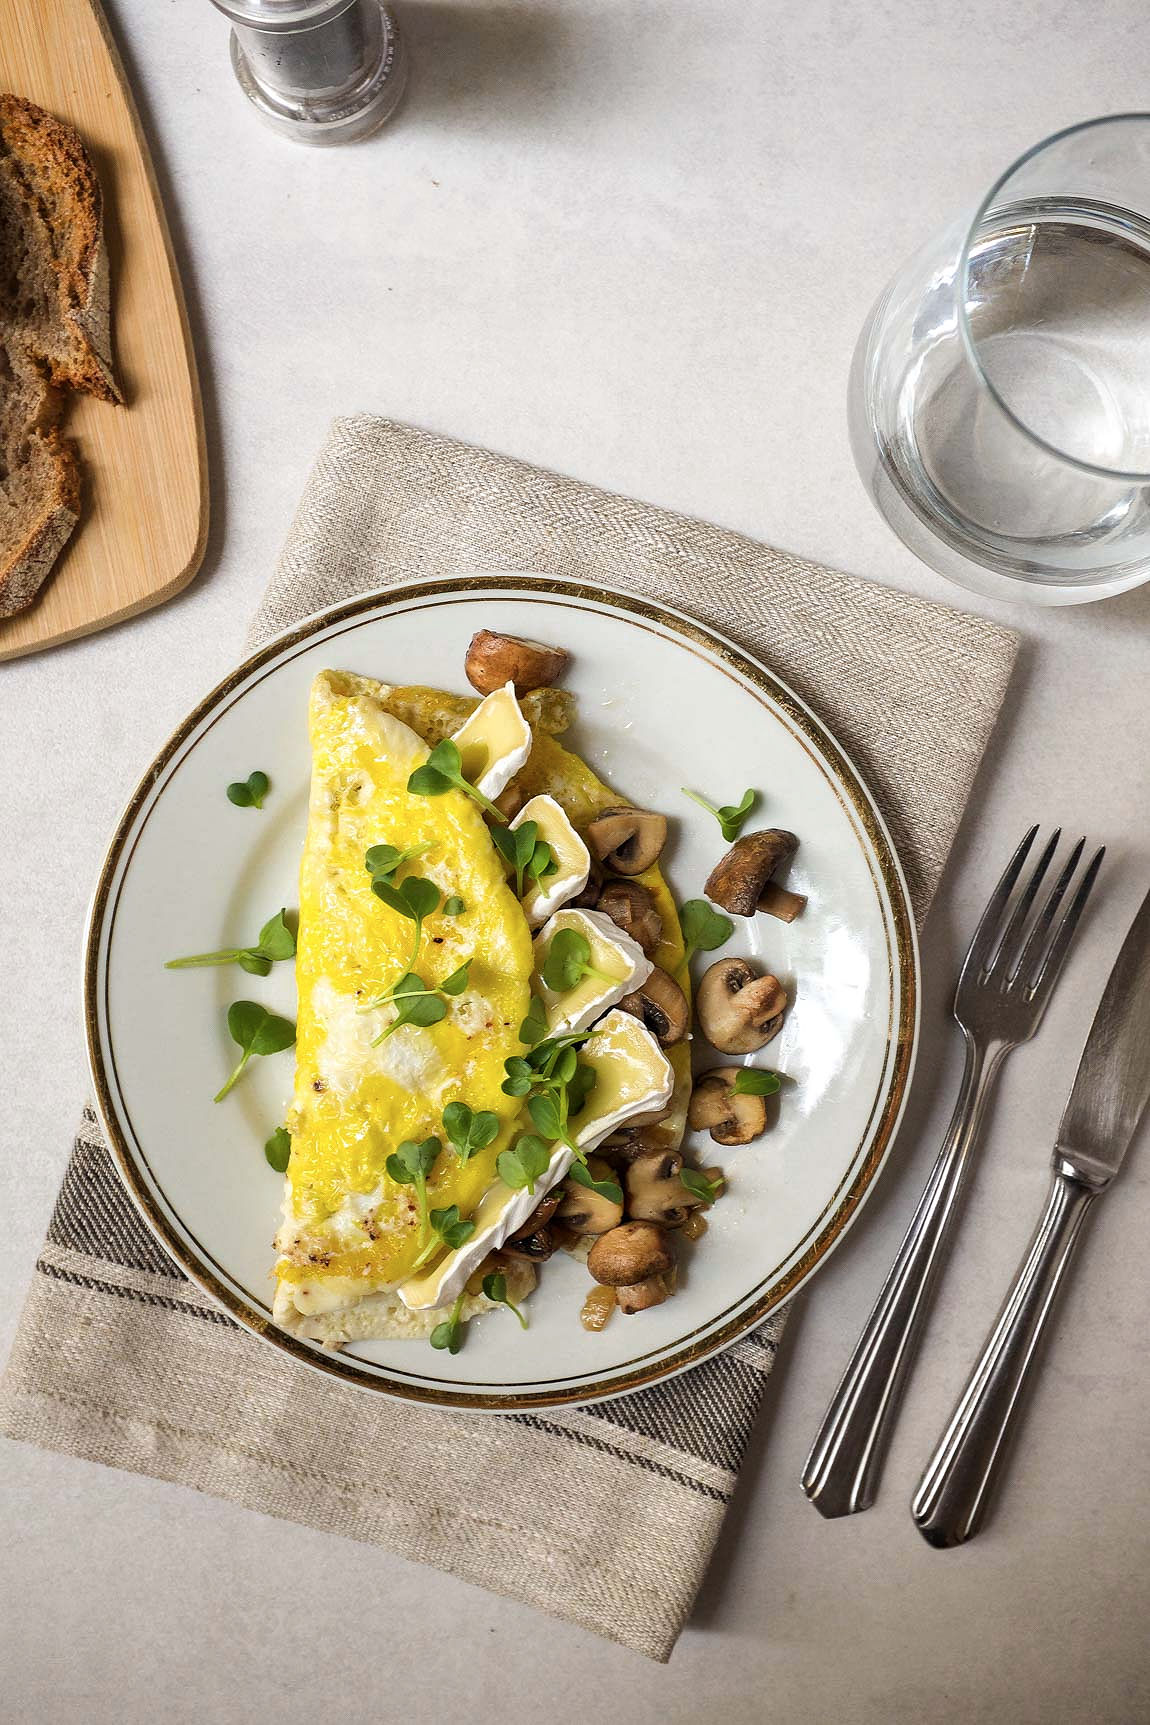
(0, 417, 1018, 1661)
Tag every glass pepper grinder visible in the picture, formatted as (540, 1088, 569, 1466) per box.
(207, 1, 407, 145)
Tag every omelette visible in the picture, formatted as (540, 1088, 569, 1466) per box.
(273, 669, 689, 1348)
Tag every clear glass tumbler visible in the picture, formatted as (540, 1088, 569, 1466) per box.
(850, 115, 1150, 605)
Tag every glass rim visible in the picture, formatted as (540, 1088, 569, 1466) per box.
(957, 112, 1150, 484)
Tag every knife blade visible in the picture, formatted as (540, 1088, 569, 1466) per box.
(1055, 885, 1150, 1188)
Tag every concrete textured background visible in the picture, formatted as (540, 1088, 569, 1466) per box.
(2, 2, 1149, 1719)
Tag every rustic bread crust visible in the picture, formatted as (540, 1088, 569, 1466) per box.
(0, 94, 119, 617)
(0, 93, 121, 403)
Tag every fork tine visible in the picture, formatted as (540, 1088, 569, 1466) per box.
(1011, 835, 1085, 984)
(1025, 844, 1105, 1001)
(960, 825, 1038, 982)
(991, 827, 1060, 976)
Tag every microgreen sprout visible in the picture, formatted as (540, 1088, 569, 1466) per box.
(430, 1290, 468, 1354)
(482, 1270, 528, 1329)
(412, 1203, 476, 1269)
(732, 1068, 781, 1097)
(166, 908, 296, 977)
(443, 895, 466, 916)
(492, 820, 558, 898)
(442, 1100, 500, 1167)
(518, 994, 549, 1046)
(368, 870, 441, 970)
(681, 785, 758, 842)
(364, 842, 433, 884)
(214, 1002, 296, 1102)
(680, 1166, 726, 1205)
(264, 1126, 292, 1173)
(407, 738, 507, 821)
(678, 898, 735, 969)
(567, 1160, 623, 1206)
(226, 771, 270, 810)
(496, 1132, 553, 1194)
(386, 1136, 441, 1249)
(540, 927, 617, 995)
(363, 960, 471, 1043)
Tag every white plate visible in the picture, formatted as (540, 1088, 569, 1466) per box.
(85, 576, 918, 1409)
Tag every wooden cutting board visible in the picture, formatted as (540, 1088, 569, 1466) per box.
(0, 0, 207, 662)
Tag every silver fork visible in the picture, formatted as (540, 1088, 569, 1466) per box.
(801, 826, 1104, 1519)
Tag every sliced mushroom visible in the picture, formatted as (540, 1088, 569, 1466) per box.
(688, 1068, 770, 1145)
(616, 1275, 669, 1314)
(586, 807, 668, 876)
(465, 630, 570, 697)
(506, 1188, 563, 1242)
(618, 966, 690, 1046)
(596, 878, 663, 956)
(587, 1221, 674, 1287)
(503, 1224, 556, 1262)
(705, 829, 799, 917)
(601, 1124, 674, 1164)
(556, 1157, 625, 1235)
(697, 958, 787, 1054)
(487, 781, 525, 823)
(759, 881, 807, 922)
(625, 1150, 691, 1226)
(569, 854, 605, 909)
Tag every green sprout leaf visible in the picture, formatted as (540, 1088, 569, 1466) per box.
(365, 841, 432, 883)
(496, 1134, 553, 1194)
(501, 1056, 535, 1098)
(443, 895, 466, 916)
(165, 908, 297, 974)
(439, 961, 471, 996)
(386, 1136, 441, 1250)
(482, 1270, 528, 1330)
(407, 738, 506, 821)
(430, 1290, 468, 1354)
(541, 927, 615, 994)
(214, 1002, 296, 1102)
(681, 785, 759, 842)
(442, 1101, 500, 1166)
(368, 872, 442, 979)
(732, 1068, 782, 1097)
(264, 1126, 292, 1173)
(679, 898, 735, 968)
(527, 1092, 563, 1141)
(375, 987, 448, 1043)
(567, 1160, 623, 1205)
(493, 820, 559, 898)
(226, 770, 270, 810)
(518, 994, 549, 1046)
(429, 1205, 476, 1251)
(680, 1165, 726, 1205)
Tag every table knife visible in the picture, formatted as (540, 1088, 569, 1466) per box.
(912, 884, 1150, 1548)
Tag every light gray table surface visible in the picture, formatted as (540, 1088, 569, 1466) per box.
(3, 2, 1149, 1720)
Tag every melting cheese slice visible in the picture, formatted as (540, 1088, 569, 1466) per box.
(398, 1010, 673, 1310)
(450, 681, 533, 800)
(510, 793, 591, 926)
(533, 906, 652, 1035)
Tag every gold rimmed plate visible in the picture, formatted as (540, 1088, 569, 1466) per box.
(85, 576, 918, 1409)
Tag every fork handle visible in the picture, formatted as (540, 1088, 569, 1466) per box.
(911, 1164, 1097, 1548)
(801, 1035, 1003, 1518)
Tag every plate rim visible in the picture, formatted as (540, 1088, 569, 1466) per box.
(84, 573, 920, 1410)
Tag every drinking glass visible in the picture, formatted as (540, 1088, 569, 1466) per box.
(850, 115, 1150, 604)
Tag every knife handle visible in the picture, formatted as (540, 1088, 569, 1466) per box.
(911, 1162, 1098, 1548)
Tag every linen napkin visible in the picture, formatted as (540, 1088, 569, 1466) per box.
(0, 417, 1018, 1661)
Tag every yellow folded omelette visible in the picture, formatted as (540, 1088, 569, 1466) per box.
(273, 669, 688, 1347)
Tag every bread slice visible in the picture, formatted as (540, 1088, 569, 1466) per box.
(0, 94, 120, 618)
(0, 347, 81, 618)
(0, 94, 121, 403)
